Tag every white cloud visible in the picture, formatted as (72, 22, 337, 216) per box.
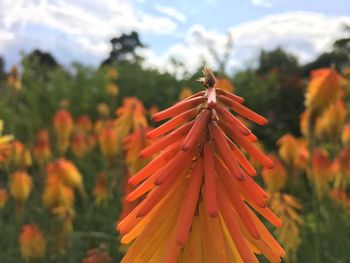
(0, 0, 178, 66)
(154, 4, 186, 23)
(251, 0, 273, 8)
(142, 12, 350, 75)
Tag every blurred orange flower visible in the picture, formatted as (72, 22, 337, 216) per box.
(43, 173, 75, 210)
(305, 68, 347, 113)
(341, 123, 350, 147)
(179, 87, 193, 100)
(0, 188, 8, 209)
(93, 172, 110, 206)
(97, 103, 110, 118)
(214, 77, 234, 92)
(310, 149, 332, 198)
(82, 246, 112, 263)
(53, 109, 74, 153)
(76, 115, 93, 133)
(0, 120, 13, 163)
(332, 148, 350, 190)
(114, 97, 148, 139)
(19, 224, 46, 262)
(33, 129, 52, 165)
(71, 131, 89, 158)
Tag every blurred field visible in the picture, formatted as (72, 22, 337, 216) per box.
(0, 34, 350, 263)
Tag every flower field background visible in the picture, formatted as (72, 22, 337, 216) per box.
(0, 38, 350, 263)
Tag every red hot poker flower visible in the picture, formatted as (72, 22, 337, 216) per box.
(117, 68, 284, 263)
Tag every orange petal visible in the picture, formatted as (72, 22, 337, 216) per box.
(217, 178, 260, 239)
(218, 95, 268, 126)
(216, 88, 245, 104)
(129, 139, 182, 185)
(221, 121, 273, 168)
(210, 123, 244, 181)
(215, 103, 251, 136)
(176, 158, 204, 246)
(140, 126, 188, 158)
(226, 137, 256, 176)
(154, 150, 194, 185)
(152, 96, 205, 122)
(204, 142, 218, 217)
(147, 109, 197, 139)
(181, 109, 211, 151)
(218, 188, 256, 263)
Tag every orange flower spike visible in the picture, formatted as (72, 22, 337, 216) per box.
(210, 123, 244, 181)
(203, 142, 218, 217)
(175, 158, 204, 246)
(218, 95, 268, 126)
(146, 109, 197, 139)
(181, 109, 211, 151)
(119, 67, 284, 262)
(152, 96, 206, 122)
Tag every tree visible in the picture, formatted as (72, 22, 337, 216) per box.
(101, 31, 145, 66)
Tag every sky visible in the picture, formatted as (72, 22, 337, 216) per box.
(0, 0, 350, 74)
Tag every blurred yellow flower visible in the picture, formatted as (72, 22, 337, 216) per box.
(97, 103, 110, 118)
(107, 83, 119, 97)
(269, 192, 303, 263)
(56, 158, 84, 192)
(98, 125, 119, 159)
(7, 65, 21, 91)
(315, 100, 346, 140)
(277, 134, 299, 166)
(262, 154, 287, 193)
(107, 67, 118, 81)
(19, 224, 46, 262)
(9, 170, 32, 205)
